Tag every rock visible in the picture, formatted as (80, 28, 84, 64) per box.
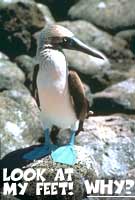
(35, 0, 78, 21)
(84, 83, 93, 107)
(0, 78, 25, 94)
(0, 90, 42, 158)
(0, 52, 9, 60)
(15, 55, 35, 75)
(80, 71, 112, 93)
(92, 78, 135, 114)
(79, 68, 130, 95)
(0, 0, 45, 58)
(110, 61, 135, 72)
(76, 114, 135, 178)
(119, 168, 135, 196)
(14, 55, 35, 91)
(1, 194, 20, 200)
(1, 113, 135, 198)
(0, 60, 25, 85)
(0, 143, 98, 199)
(100, 69, 129, 88)
(116, 30, 135, 54)
(1, 146, 97, 200)
(59, 20, 134, 62)
(23, 153, 97, 200)
(128, 66, 135, 79)
(2, 80, 31, 102)
(14, 55, 35, 89)
(1, 0, 34, 3)
(69, 0, 135, 34)
(14, 113, 135, 182)
(37, 3, 55, 24)
(127, 168, 135, 179)
(35, 0, 78, 3)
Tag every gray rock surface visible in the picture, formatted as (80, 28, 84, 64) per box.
(0, 52, 9, 60)
(92, 78, 135, 114)
(1, 194, 20, 200)
(0, 91, 42, 158)
(14, 55, 35, 91)
(15, 55, 35, 75)
(76, 114, 135, 178)
(0, 144, 98, 199)
(22, 150, 98, 200)
(128, 66, 135, 79)
(0, 0, 34, 3)
(0, 60, 25, 84)
(0, 0, 45, 57)
(69, 0, 135, 33)
(116, 30, 135, 54)
(102, 69, 129, 88)
(35, 0, 78, 21)
(37, 3, 55, 24)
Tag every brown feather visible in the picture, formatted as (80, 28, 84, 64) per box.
(32, 64, 40, 107)
(68, 70, 89, 121)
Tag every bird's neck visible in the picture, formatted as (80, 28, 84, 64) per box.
(38, 48, 68, 86)
(40, 48, 66, 68)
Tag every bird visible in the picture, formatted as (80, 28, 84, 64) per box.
(23, 24, 105, 165)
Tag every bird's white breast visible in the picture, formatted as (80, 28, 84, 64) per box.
(37, 49, 77, 129)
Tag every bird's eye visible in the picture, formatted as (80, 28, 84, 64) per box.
(63, 37, 74, 46)
(63, 37, 68, 43)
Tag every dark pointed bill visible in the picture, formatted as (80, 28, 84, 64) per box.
(71, 37, 105, 60)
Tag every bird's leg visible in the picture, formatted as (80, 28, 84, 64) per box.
(44, 128, 50, 146)
(69, 130, 76, 145)
(43, 128, 57, 150)
(23, 128, 57, 160)
(51, 129, 77, 165)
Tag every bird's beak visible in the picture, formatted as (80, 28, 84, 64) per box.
(71, 37, 105, 60)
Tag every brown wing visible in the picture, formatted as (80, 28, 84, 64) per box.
(68, 70, 89, 121)
(32, 64, 40, 107)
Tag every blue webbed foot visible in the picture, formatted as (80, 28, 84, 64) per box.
(23, 143, 57, 160)
(51, 130, 76, 165)
(23, 128, 57, 161)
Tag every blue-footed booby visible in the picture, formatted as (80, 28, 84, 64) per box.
(23, 24, 104, 165)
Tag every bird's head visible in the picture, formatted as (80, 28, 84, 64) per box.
(37, 24, 105, 60)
